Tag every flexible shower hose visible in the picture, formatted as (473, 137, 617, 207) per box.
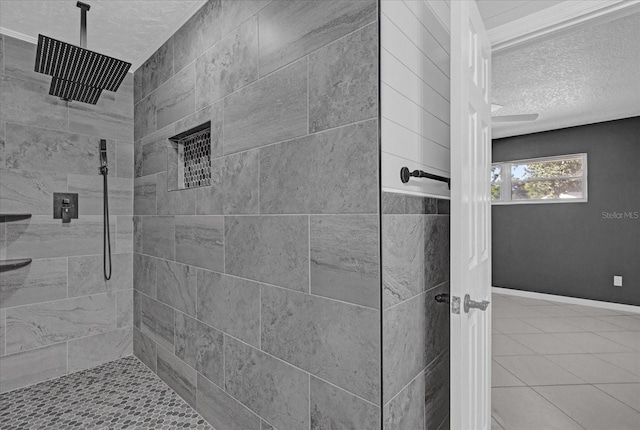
(103, 168, 112, 281)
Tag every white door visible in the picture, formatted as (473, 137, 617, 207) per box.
(450, 1, 492, 429)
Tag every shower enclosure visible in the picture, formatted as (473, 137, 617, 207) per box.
(0, 1, 452, 429)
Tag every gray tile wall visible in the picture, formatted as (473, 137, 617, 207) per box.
(132, 1, 380, 429)
(0, 34, 134, 393)
(381, 192, 451, 429)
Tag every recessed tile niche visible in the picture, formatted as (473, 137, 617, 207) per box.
(168, 122, 212, 191)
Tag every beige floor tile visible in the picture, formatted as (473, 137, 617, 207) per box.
(594, 331, 640, 352)
(564, 304, 625, 317)
(534, 384, 640, 430)
(492, 360, 526, 387)
(491, 416, 504, 430)
(493, 318, 542, 334)
(522, 317, 583, 333)
(545, 354, 640, 384)
(598, 316, 640, 331)
(595, 383, 640, 413)
(492, 387, 583, 430)
(595, 352, 640, 376)
(508, 296, 556, 306)
(553, 332, 633, 354)
(493, 304, 551, 319)
(492, 335, 537, 356)
(536, 306, 583, 317)
(509, 333, 585, 355)
(495, 355, 585, 386)
(560, 316, 628, 332)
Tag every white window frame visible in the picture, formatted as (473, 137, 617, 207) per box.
(492, 153, 588, 205)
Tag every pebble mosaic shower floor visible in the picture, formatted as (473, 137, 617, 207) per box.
(0, 356, 212, 430)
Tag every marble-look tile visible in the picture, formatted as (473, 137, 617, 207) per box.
(424, 350, 449, 430)
(134, 175, 156, 215)
(68, 174, 133, 215)
(116, 73, 134, 105)
(6, 293, 116, 354)
(134, 140, 143, 178)
(157, 259, 196, 316)
(156, 64, 196, 129)
(382, 215, 425, 308)
(225, 336, 309, 430)
(116, 216, 134, 253)
(133, 327, 157, 372)
(196, 149, 259, 215)
(383, 372, 425, 430)
(134, 92, 157, 141)
(197, 270, 260, 347)
(115, 142, 134, 178)
(0, 169, 67, 215)
(141, 216, 175, 260)
(262, 285, 380, 403)
(196, 372, 261, 430)
(0, 343, 67, 394)
(406, 196, 438, 215)
(5, 124, 114, 176)
(68, 253, 133, 297)
(156, 345, 197, 408)
(382, 192, 405, 214)
(0, 309, 5, 356)
(174, 215, 223, 271)
(437, 199, 450, 215)
(311, 376, 380, 430)
(223, 59, 307, 155)
(69, 98, 134, 141)
(2, 36, 49, 84)
(133, 67, 143, 105)
(310, 215, 379, 308)
(259, 119, 378, 214)
(424, 283, 450, 366)
(383, 292, 426, 403)
(0, 75, 68, 132)
(174, 312, 224, 386)
(225, 215, 308, 292)
(140, 38, 173, 101)
(173, 0, 222, 73)
(133, 216, 142, 253)
(5, 216, 114, 259)
(221, 0, 271, 36)
(261, 421, 274, 430)
(258, 0, 376, 75)
(116, 290, 133, 328)
(309, 22, 377, 133)
(142, 124, 174, 176)
(68, 327, 133, 372)
(175, 102, 223, 158)
(156, 172, 197, 215)
(196, 16, 258, 110)
(134, 290, 174, 351)
(133, 253, 157, 298)
(0, 257, 67, 308)
(425, 216, 450, 289)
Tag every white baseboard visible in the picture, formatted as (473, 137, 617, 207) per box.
(492, 287, 640, 315)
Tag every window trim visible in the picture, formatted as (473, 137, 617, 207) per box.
(492, 153, 588, 205)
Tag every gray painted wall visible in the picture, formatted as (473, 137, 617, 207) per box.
(492, 117, 640, 306)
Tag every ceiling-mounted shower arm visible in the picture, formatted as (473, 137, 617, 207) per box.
(77, 1, 90, 48)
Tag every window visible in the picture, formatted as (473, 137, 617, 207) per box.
(491, 153, 587, 204)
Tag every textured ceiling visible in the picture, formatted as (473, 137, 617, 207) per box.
(477, 0, 564, 29)
(492, 10, 640, 139)
(0, 0, 200, 69)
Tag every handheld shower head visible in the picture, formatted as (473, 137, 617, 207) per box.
(99, 139, 108, 174)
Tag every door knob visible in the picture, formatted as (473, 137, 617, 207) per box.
(464, 294, 490, 313)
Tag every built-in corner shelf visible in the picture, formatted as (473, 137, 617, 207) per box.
(0, 213, 32, 222)
(0, 258, 33, 273)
